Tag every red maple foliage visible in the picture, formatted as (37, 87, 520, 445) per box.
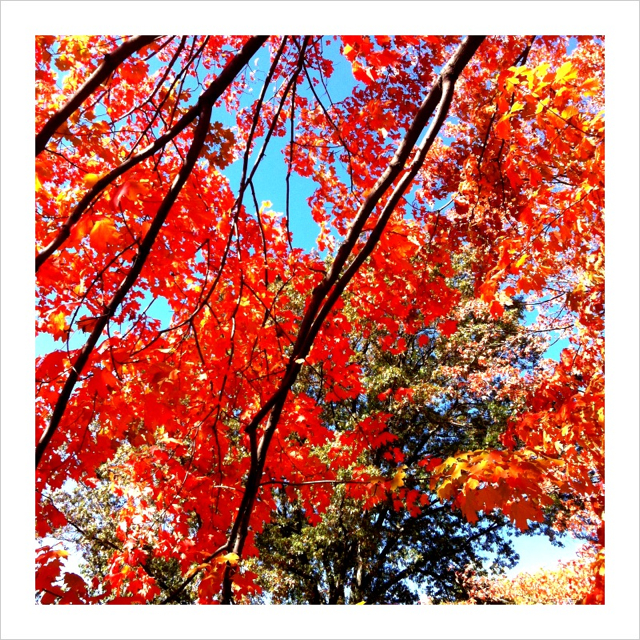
(35, 35, 604, 604)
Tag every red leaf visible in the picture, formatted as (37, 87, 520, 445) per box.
(489, 300, 504, 318)
(439, 319, 458, 337)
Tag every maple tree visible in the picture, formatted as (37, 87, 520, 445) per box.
(46, 279, 552, 604)
(35, 35, 604, 605)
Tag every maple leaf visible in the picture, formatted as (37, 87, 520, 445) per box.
(90, 219, 121, 252)
(439, 319, 458, 337)
(46, 310, 68, 341)
(508, 500, 539, 532)
(418, 457, 443, 472)
(351, 60, 376, 85)
(495, 117, 511, 139)
(554, 61, 577, 84)
(489, 300, 504, 318)
(112, 179, 148, 211)
(76, 316, 102, 333)
(218, 552, 239, 566)
(390, 465, 407, 491)
(83, 173, 101, 187)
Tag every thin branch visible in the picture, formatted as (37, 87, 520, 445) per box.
(525, 323, 573, 334)
(36, 37, 269, 468)
(36, 36, 159, 156)
(36, 36, 268, 272)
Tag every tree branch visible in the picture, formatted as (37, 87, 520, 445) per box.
(35, 36, 268, 272)
(36, 37, 269, 468)
(220, 35, 485, 604)
(36, 36, 160, 156)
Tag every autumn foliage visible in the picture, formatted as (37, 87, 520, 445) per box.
(457, 544, 604, 605)
(35, 35, 604, 604)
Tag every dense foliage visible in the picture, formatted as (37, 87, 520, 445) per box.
(456, 544, 603, 605)
(35, 35, 604, 604)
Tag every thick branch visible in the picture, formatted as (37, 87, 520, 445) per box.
(298, 41, 478, 361)
(221, 35, 485, 603)
(35, 36, 268, 272)
(35, 36, 159, 156)
(36, 38, 269, 468)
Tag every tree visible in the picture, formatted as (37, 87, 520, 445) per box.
(35, 35, 604, 604)
(248, 267, 555, 605)
(46, 269, 549, 604)
(456, 544, 603, 605)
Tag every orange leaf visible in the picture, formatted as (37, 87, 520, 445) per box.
(90, 219, 120, 252)
(390, 465, 407, 491)
(495, 118, 511, 139)
(47, 310, 69, 340)
(217, 552, 239, 566)
(83, 173, 101, 187)
(77, 316, 102, 333)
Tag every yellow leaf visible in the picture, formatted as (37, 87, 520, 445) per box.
(466, 478, 480, 491)
(505, 75, 520, 91)
(555, 61, 577, 84)
(343, 44, 354, 57)
(355, 600, 365, 605)
(218, 552, 239, 566)
(390, 465, 407, 491)
(510, 101, 525, 114)
(36, 175, 42, 192)
(83, 173, 101, 187)
(514, 253, 528, 269)
(451, 461, 468, 480)
(534, 62, 551, 78)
